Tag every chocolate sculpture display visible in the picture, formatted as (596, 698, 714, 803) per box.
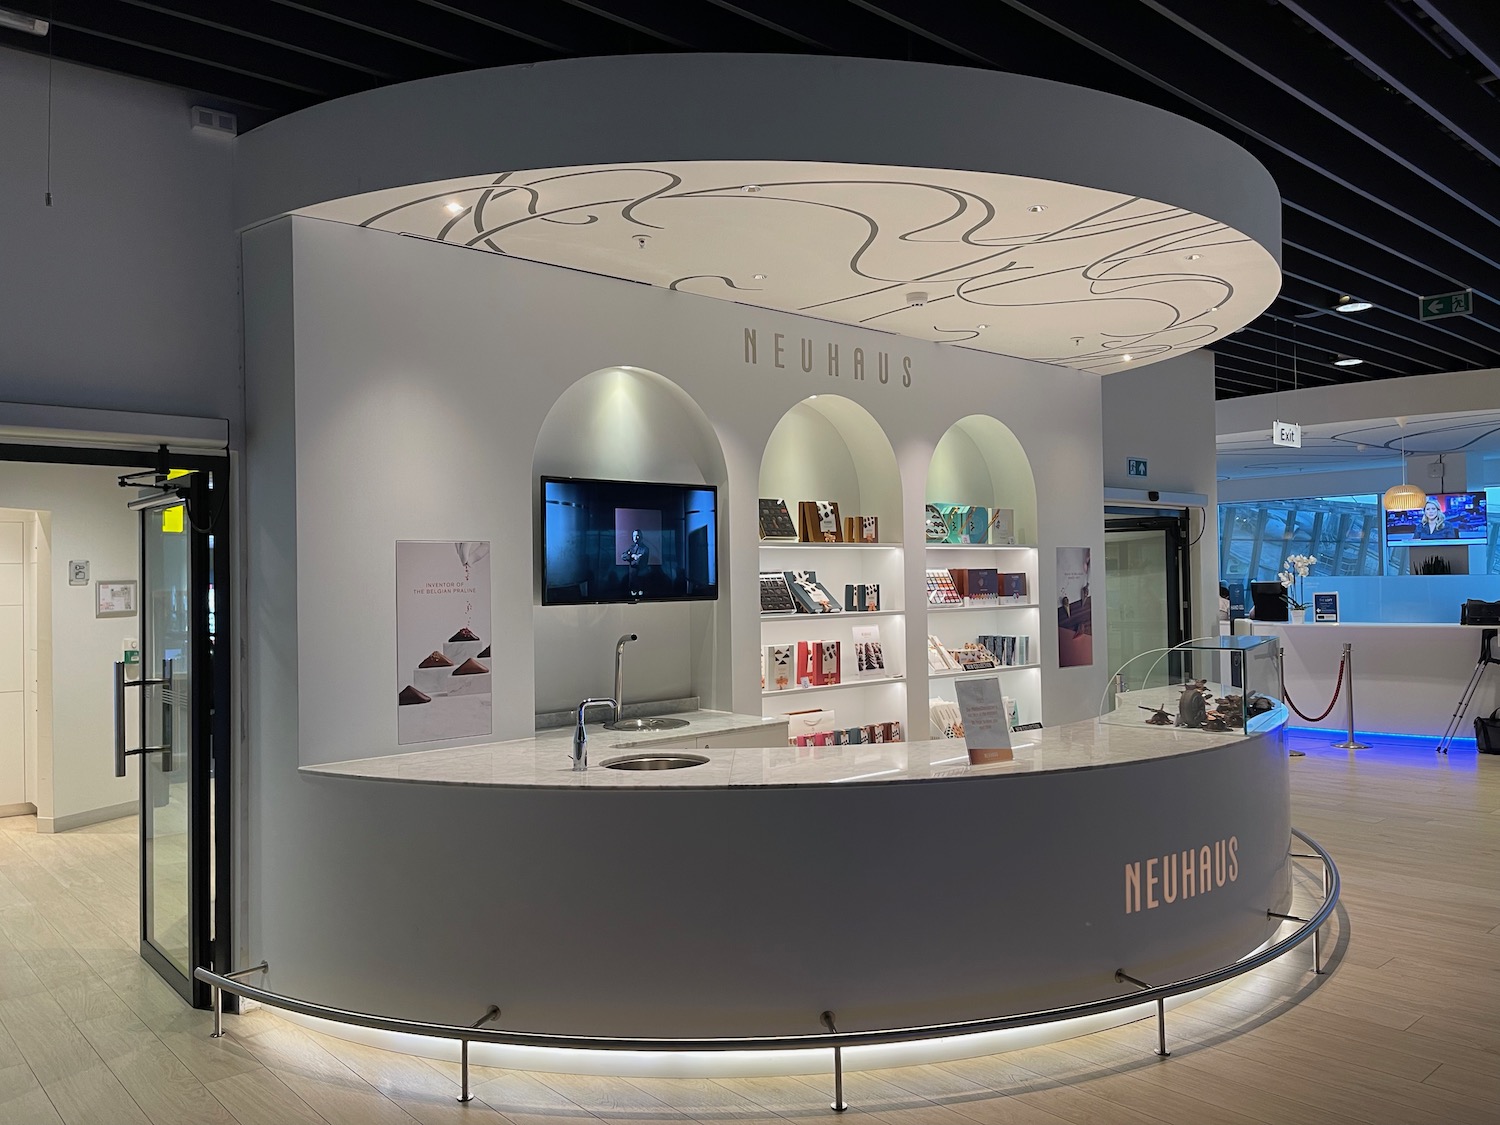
(1176, 682, 1209, 729)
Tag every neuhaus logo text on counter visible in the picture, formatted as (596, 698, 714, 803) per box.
(1124, 836, 1238, 914)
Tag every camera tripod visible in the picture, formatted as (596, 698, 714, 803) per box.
(1437, 627, 1497, 754)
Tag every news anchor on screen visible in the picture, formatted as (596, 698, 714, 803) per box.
(1416, 498, 1457, 540)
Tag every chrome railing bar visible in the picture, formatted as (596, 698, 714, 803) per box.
(819, 1011, 847, 1113)
(198, 829, 1336, 1093)
(1113, 972, 1167, 1056)
(212, 961, 268, 1038)
(460, 1005, 503, 1104)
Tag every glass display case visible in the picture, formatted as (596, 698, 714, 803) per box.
(1100, 635, 1284, 734)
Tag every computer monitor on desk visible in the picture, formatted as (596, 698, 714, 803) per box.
(1249, 581, 1290, 622)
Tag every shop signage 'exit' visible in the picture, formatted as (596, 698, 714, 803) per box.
(1127, 458, 1148, 477)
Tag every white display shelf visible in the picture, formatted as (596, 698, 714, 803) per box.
(927, 601, 1038, 613)
(928, 663, 1042, 679)
(762, 674, 905, 697)
(760, 541, 902, 550)
(761, 609, 904, 622)
(924, 542, 1037, 550)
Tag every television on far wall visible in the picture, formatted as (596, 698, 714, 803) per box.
(1384, 491, 1488, 546)
(540, 476, 718, 606)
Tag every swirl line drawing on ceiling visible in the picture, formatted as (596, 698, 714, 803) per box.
(314, 161, 1279, 373)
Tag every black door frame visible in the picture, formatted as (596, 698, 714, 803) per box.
(1105, 507, 1193, 677)
(0, 442, 231, 1009)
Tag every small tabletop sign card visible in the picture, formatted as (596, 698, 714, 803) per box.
(955, 676, 1013, 764)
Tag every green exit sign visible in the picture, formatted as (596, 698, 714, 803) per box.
(1419, 290, 1473, 320)
(1127, 458, 1148, 477)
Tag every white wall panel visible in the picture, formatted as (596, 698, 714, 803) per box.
(0, 692, 22, 807)
(279, 217, 1107, 767)
(0, 607, 21, 694)
(0, 46, 239, 430)
(0, 563, 20, 608)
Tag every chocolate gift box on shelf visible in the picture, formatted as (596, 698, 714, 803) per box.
(760, 571, 798, 614)
(1000, 572, 1029, 600)
(758, 497, 798, 541)
(843, 583, 880, 611)
(951, 568, 999, 599)
(765, 644, 794, 691)
(785, 571, 842, 614)
(797, 500, 843, 543)
(925, 569, 963, 605)
(988, 508, 1016, 545)
(819, 640, 842, 685)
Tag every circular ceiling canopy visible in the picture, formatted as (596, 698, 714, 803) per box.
(296, 159, 1280, 374)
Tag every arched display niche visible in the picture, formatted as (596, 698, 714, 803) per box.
(925, 415, 1043, 728)
(758, 395, 906, 734)
(532, 366, 730, 719)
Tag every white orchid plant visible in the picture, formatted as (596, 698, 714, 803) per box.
(1278, 553, 1317, 611)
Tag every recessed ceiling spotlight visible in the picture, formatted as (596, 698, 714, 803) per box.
(1333, 356, 1364, 366)
(1185, 253, 1202, 261)
(1333, 295, 1373, 313)
(752, 273, 767, 280)
(1121, 354, 1133, 362)
(444, 200, 464, 214)
(742, 184, 762, 193)
(1027, 205, 1046, 213)
(976, 324, 989, 330)
(1209, 306, 1219, 312)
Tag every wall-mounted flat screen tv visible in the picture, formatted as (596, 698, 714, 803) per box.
(1384, 491, 1488, 545)
(540, 476, 719, 605)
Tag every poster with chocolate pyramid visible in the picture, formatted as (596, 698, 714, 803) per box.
(396, 541, 492, 745)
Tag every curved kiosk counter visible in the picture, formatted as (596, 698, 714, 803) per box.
(234, 53, 1297, 1079)
(294, 696, 1293, 1054)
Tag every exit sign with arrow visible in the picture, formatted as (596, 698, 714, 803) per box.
(1419, 290, 1473, 321)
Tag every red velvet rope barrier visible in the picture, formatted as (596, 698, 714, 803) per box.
(1283, 654, 1346, 723)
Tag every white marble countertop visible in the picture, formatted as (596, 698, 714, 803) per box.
(302, 707, 1279, 790)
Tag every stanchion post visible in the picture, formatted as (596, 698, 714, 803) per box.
(1331, 642, 1369, 750)
(820, 1010, 848, 1113)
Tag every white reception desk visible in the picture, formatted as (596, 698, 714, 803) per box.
(276, 706, 1294, 1048)
(1249, 621, 1498, 740)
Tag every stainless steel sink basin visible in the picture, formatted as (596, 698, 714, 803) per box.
(602, 716, 691, 732)
(602, 753, 709, 771)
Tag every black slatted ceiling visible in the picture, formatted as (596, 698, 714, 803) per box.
(2, 0, 1496, 398)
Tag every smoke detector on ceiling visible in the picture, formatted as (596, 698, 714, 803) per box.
(906, 291, 930, 307)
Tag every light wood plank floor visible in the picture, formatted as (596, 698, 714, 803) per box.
(0, 734, 1495, 1125)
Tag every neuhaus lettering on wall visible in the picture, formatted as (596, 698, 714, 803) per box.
(742, 328, 914, 388)
(1124, 836, 1238, 914)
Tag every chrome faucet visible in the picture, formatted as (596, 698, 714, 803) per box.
(572, 697, 617, 771)
(613, 633, 638, 722)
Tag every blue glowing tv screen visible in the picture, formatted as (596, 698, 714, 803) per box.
(1384, 491, 1487, 545)
(540, 477, 719, 605)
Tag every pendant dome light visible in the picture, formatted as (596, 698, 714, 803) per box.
(1382, 417, 1427, 512)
